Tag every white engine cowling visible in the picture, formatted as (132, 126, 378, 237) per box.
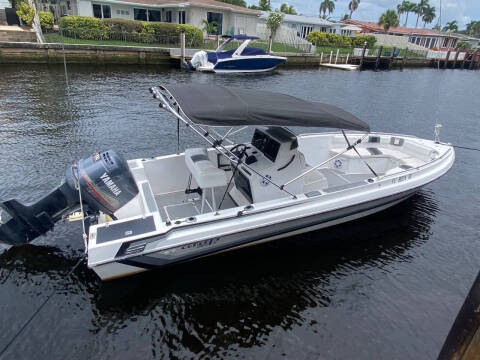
(190, 51, 208, 69)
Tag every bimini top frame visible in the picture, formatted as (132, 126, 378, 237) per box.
(150, 84, 373, 199)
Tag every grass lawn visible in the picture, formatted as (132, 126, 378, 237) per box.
(45, 33, 309, 53)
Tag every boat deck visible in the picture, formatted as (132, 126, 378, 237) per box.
(154, 185, 237, 221)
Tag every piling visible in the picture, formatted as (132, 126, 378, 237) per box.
(461, 52, 466, 69)
(444, 51, 450, 69)
(388, 47, 395, 70)
(346, 53, 349, 64)
(359, 41, 367, 70)
(402, 47, 408, 70)
(453, 50, 460, 69)
(180, 29, 185, 69)
(320, 52, 323, 64)
(375, 46, 383, 70)
(335, 49, 339, 64)
(329, 50, 332, 64)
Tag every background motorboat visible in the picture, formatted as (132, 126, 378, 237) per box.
(0, 85, 454, 280)
(187, 35, 287, 73)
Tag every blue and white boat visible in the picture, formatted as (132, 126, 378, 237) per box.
(187, 35, 287, 73)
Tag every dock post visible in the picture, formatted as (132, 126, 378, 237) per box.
(359, 41, 367, 70)
(329, 51, 332, 64)
(180, 29, 185, 69)
(320, 52, 323, 64)
(335, 49, 339, 64)
(402, 47, 408, 70)
(461, 51, 466, 69)
(444, 51, 450, 69)
(375, 46, 383, 70)
(346, 53, 349, 64)
(469, 50, 478, 70)
(453, 50, 459, 69)
(389, 47, 395, 69)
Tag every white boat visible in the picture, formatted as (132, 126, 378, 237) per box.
(320, 63, 360, 71)
(186, 35, 286, 73)
(0, 85, 454, 280)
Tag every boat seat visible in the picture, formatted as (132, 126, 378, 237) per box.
(185, 148, 227, 213)
(185, 148, 227, 188)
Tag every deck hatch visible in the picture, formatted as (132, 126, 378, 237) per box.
(97, 216, 156, 244)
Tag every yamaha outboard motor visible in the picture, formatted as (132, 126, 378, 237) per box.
(0, 150, 139, 245)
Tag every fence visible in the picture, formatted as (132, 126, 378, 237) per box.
(316, 45, 429, 59)
(43, 29, 314, 54)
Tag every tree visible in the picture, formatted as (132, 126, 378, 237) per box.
(266, 10, 284, 51)
(280, 3, 297, 15)
(442, 20, 458, 32)
(397, 0, 416, 27)
(465, 20, 480, 36)
(422, 4, 435, 28)
(249, 0, 271, 11)
(319, 0, 335, 18)
(218, 0, 247, 7)
(378, 9, 400, 32)
(414, 0, 429, 28)
(202, 19, 217, 35)
(348, 0, 360, 19)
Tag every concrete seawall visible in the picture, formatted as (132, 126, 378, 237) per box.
(0, 42, 173, 65)
(1, 41, 477, 70)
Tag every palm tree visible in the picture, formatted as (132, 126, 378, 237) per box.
(442, 20, 458, 32)
(397, 0, 416, 27)
(348, 0, 360, 19)
(202, 19, 217, 34)
(378, 9, 400, 32)
(319, 0, 335, 18)
(422, 4, 435, 28)
(414, 0, 429, 28)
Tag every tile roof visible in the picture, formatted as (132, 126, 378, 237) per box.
(341, 19, 442, 36)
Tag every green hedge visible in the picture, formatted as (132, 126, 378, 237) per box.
(306, 31, 376, 48)
(38, 11, 54, 30)
(59, 16, 203, 46)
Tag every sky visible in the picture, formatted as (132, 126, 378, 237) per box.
(246, 0, 479, 29)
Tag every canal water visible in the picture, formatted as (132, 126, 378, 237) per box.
(0, 65, 479, 359)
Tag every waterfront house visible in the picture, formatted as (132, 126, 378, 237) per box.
(76, 0, 260, 36)
(259, 12, 360, 40)
(341, 19, 460, 51)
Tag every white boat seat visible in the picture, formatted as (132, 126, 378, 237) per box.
(185, 148, 227, 213)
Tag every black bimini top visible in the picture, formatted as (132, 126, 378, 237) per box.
(162, 84, 370, 132)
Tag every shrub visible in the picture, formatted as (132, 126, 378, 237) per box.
(306, 30, 377, 48)
(38, 11, 54, 30)
(59, 16, 109, 40)
(351, 35, 376, 48)
(58, 16, 203, 46)
(15, 1, 34, 26)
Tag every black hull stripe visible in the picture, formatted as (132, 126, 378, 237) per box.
(117, 190, 416, 270)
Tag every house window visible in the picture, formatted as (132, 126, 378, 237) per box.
(102, 5, 111, 18)
(207, 12, 223, 35)
(321, 27, 326, 32)
(92, 4, 102, 18)
(442, 37, 449, 48)
(134, 8, 147, 21)
(300, 25, 313, 39)
(67, 0, 71, 10)
(92, 4, 111, 18)
(165, 10, 172, 23)
(148, 10, 161, 22)
(425, 38, 431, 48)
(416, 37, 421, 45)
(451, 38, 457, 48)
(178, 10, 185, 24)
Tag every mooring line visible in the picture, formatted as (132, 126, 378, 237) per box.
(451, 144, 480, 152)
(0, 257, 84, 359)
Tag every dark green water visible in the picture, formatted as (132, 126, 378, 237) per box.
(0, 65, 479, 359)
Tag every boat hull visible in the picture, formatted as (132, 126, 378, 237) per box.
(198, 56, 287, 73)
(92, 188, 416, 280)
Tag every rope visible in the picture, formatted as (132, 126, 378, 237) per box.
(451, 144, 480, 152)
(0, 257, 84, 359)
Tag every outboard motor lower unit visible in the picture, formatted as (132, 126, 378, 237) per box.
(0, 150, 139, 245)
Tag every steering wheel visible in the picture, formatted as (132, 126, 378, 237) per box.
(230, 144, 250, 159)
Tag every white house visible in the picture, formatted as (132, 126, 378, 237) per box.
(77, 0, 260, 35)
(259, 12, 360, 40)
